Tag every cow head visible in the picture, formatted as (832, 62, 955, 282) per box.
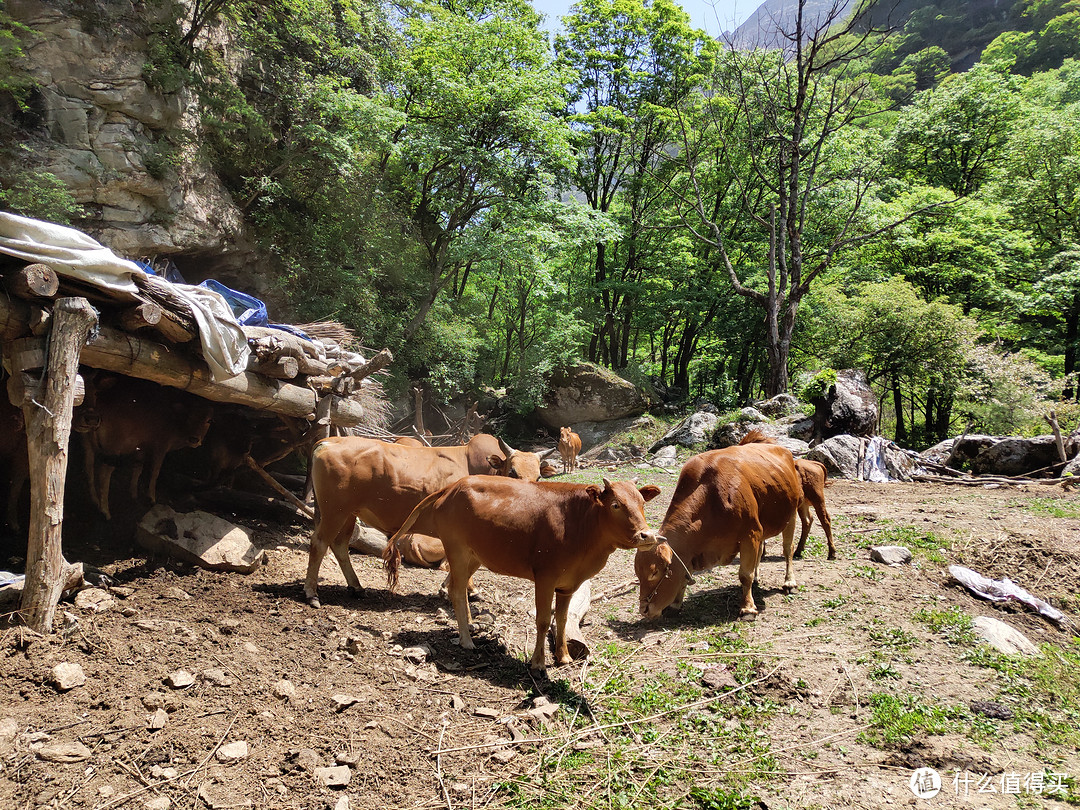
(588, 478, 661, 551)
(176, 398, 214, 448)
(487, 437, 542, 481)
(635, 541, 692, 619)
(560, 426, 572, 442)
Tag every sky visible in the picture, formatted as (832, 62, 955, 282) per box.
(531, 0, 759, 37)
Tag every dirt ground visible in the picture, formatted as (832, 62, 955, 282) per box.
(1, 475, 1079, 810)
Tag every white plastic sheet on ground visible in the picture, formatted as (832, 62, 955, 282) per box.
(949, 564, 1075, 633)
(0, 211, 250, 381)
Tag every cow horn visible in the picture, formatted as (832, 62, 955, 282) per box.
(498, 437, 516, 458)
(601, 477, 613, 490)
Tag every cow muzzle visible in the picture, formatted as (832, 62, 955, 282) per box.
(633, 531, 663, 550)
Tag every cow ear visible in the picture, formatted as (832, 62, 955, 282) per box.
(657, 542, 673, 563)
(585, 484, 602, 503)
(487, 454, 506, 471)
(638, 484, 661, 502)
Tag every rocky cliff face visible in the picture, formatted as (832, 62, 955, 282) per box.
(3, 0, 259, 285)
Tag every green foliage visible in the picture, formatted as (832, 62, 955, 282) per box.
(688, 787, 763, 810)
(796, 369, 837, 402)
(0, 7, 35, 104)
(862, 694, 969, 748)
(914, 606, 977, 645)
(0, 169, 82, 223)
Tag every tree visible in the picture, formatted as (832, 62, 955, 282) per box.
(653, 0, 907, 397)
(385, 0, 574, 341)
(556, 0, 716, 370)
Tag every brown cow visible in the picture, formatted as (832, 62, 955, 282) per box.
(306, 434, 542, 606)
(0, 395, 28, 531)
(78, 377, 214, 520)
(794, 458, 835, 560)
(635, 432, 802, 621)
(385, 476, 661, 671)
(558, 427, 582, 473)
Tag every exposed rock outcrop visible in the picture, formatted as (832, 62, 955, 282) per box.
(811, 369, 878, 440)
(535, 364, 650, 429)
(649, 411, 719, 451)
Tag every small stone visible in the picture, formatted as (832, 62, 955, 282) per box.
(242, 642, 259, 654)
(216, 741, 249, 762)
(506, 722, 525, 742)
(450, 694, 466, 710)
(99, 786, 116, 798)
(144, 797, 171, 810)
(50, 662, 86, 692)
(451, 783, 470, 795)
(121, 607, 138, 617)
(331, 694, 360, 711)
(402, 644, 432, 664)
(491, 749, 517, 764)
(273, 680, 296, 700)
(147, 709, 168, 730)
(37, 741, 92, 762)
(150, 765, 178, 779)
(335, 751, 361, 766)
(164, 670, 195, 689)
(474, 707, 500, 719)
(0, 718, 19, 755)
(141, 692, 180, 712)
(970, 700, 1013, 720)
(218, 619, 240, 634)
(869, 545, 912, 565)
(110, 586, 135, 598)
(333, 797, 351, 810)
(75, 587, 114, 613)
(973, 616, 1039, 656)
(314, 765, 352, 788)
(527, 697, 560, 721)
(163, 587, 191, 600)
(197, 783, 252, 809)
(200, 669, 231, 687)
(296, 748, 321, 772)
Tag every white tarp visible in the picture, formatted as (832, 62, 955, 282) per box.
(0, 212, 250, 381)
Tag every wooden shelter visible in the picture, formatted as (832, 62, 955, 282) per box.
(0, 254, 392, 634)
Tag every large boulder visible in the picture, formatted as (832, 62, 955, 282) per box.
(811, 369, 878, 441)
(137, 506, 266, 573)
(752, 394, 801, 418)
(649, 411, 720, 452)
(565, 415, 652, 453)
(805, 435, 864, 478)
(805, 435, 915, 481)
(969, 435, 1065, 477)
(921, 435, 1003, 468)
(535, 364, 649, 429)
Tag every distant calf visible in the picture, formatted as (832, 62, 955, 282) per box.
(78, 377, 213, 520)
(558, 427, 582, 473)
(794, 458, 835, 559)
(386, 477, 660, 671)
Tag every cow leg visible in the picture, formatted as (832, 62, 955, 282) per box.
(145, 448, 168, 504)
(305, 512, 352, 607)
(97, 463, 115, 521)
(737, 531, 762, 620)
(82, 435, 100, 511)
(552, 589, 573, 666)
(781, 512, 798, 594)
(447, 551, 481, 650)
(817, 501, 835, 560)
(531, 582, 557, 671)
(328, 517, 365, 598)
(439, 572, 482, 601)
(794, 502, 813, 559)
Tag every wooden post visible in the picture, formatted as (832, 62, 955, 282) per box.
(1044, 411, 1067, 463)
(19, 297, 98, 633)
(413, 385, 426, 438)
(3, 264, 60, 300)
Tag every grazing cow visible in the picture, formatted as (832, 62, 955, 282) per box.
(0, 395, 28, 531)
(794, 458, 835, 559)
(635, 432, 802, 621)
(385, 477, 661, 671)
(306, 434, 542, 606)
(78, 377, 214, 520)
(558, 427, 582, 473)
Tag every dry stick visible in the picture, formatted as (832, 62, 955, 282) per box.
(431, 664, 783, 757)
(836, 655, 859, 720)
(434, 722, 453, 810)
(94, 765, 202, 810)
(181, 712, 239, 789)
(590, 578, 638, 602)
(243, 454, 315, 519)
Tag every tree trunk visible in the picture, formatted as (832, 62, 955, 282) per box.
(17, 297, 97, 633)
(892, 374, 906, 444)
(1064, 290, 1079, 400)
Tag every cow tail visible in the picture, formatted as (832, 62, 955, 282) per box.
(383, 490, 441, 593)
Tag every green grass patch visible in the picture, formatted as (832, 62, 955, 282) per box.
(860, 522, 951, 563)
(689, 785, 764, 809)
(861, 693, 969, 748)
(914, 605, 976, 646)
(866, 624, 920, 652)
(851, 564, 884, 581)
(1013, 497, 1080, 519)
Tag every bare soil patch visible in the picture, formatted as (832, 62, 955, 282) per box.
(2, 478, 1079, 809)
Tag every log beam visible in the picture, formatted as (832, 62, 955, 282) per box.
(3, 263, 60, 300)
(20, 297, 98, 633)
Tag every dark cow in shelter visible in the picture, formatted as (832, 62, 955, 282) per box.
(306, 434, 542, 606)
(635, 431, 802, 621)
(77, 376, 214, 520)
(385, 476, 661, 671)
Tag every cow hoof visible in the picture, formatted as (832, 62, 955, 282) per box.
(306, 596, 321, 608)
(793, 551, 804, 561)
(782, 583, 797, 594)
(458, 637, 475, 650)
(738, 610, 757, 622)
(827, 551, 837, 561)
(349, 586, 366, 599)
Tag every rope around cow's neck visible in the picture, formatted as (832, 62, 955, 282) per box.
(642, 545, 697, 606)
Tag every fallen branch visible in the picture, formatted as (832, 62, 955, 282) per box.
(912, 473, 1070, 487)
(243, 455, 315, 519)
